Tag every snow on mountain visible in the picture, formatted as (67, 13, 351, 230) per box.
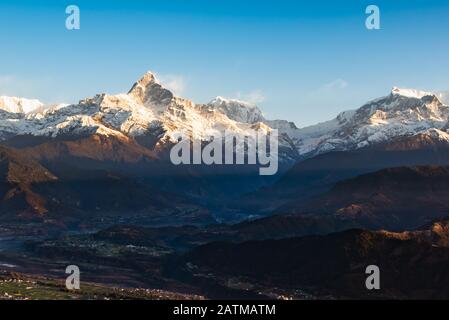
(1, 72, 449, 163)
(291, 87, 449, 156)
(0, 72, 292, 161)
(127, 71, 174, 112)
(391, 87, 434, 99)
(205, 86, 449, 158)
(207, 96, 265, 124)
(0, 96, 44, 114)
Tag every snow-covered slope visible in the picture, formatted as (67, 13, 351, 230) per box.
(0, 96, 44, 114)
(207, 96, 265, 124)
(0, 72, 295, 162)
(290, 87, 449, 156)
(1, 72, 449, 162)
(203, 87, 449, 158)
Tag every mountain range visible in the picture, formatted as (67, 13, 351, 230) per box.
(3, 72, 449, 162)
(2, 71, 449, 228)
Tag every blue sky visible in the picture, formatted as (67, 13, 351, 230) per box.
(1, 0, 449, 127)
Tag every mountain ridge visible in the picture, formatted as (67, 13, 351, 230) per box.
(2, 72, 449, 163)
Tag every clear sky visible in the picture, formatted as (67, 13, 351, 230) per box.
(1, 0, 449, 127)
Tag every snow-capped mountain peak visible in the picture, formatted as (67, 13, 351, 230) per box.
(0, 72, 295, 161)
(0, 96, 44, 114)
(127, 71, 174, 110)
(207, 96, 265, 124)
(289, 87, 449, 156)
(391, 87, 436, 100)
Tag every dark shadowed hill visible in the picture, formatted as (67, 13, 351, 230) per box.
(238, 134, 449, 214)
(182, 218, 449, 299)
(283, 166, 449, 230)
